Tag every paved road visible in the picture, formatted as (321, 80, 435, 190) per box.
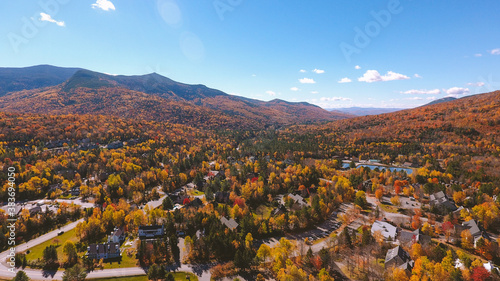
(53, 198, 95, 209)
(0, 216, 212, 281)
(0, 218, 84, 280)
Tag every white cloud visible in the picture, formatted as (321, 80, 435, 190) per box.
(320, 97, 352, 102)
(401, 89, 440, 95)
(414, 74, 422, 78)
(290, 87, 300, 91)
(92, 0, 116, 11)
(467, 82, 485, 87)
(311, 91, 319, 94)
(39, 13, 65, 26)
(490, 48, 500, 55)
(299, 69, 307, 73)
(312, 69, 325, 74)
(474, 53, 483, 57)
(443, 87, 470, 97)
(427, 97, 437, 100)
(407, 97, 423, 100)
(266, 90, 276, 96)
(358, 70, 410, 83)
(338, 77, 352, 83)
(251, 74, 256, 77)
(355, 65, 361, 70)
(299, 78, 316, 84)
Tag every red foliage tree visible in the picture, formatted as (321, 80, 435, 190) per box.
(442, 221, 455, 242)
(471, 266, 491, 281)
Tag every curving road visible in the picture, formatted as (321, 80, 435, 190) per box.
(0, 218, 84, 280)
(0, 217, 213, 281)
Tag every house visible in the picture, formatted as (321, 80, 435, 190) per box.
(371, 220, 398, 241)
(186, 198, 203, 208)
(430, 191, 457, 213)
(283, 194, 307, 208)
(220, 217, 239, 231)
(87, 243, 120, 260)
(108, 227, 126, 244)
(411, 228, 431, 245)
(171, 194, 189, 205)
(457, 219, 489, 247)
(399, 228, 431, 246)
(106, 141, 123, 149)
(203, 170, 220, 181)
(385, 246, 412, 269)
(138, 225, 164, 239)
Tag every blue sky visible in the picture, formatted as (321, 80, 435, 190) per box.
(1, 0, 499, 108)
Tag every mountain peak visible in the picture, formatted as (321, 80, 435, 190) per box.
(424, 97, 457, 106)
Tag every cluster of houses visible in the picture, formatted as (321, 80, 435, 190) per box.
(372, 216, 491, 273)
(429, 191, 459, 213)
(86, 224, 166, 261)
(86, 227, 126, 260)
(1, 199, 60, 217)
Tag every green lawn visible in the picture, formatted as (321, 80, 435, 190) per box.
(87, 272, 198, 281)
(101, 249, 138, 269)
(25, 228, 139, 269)
(188, 189, 204, 196)
(25, 228, 81, 262)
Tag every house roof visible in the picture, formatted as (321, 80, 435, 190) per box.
(462, 219, 481, 238)
(372, 221, 398, 239)
(139, 225, 163, 231)
(430, 191, 457, 211)
(88, 242, 120, 255)
(385, 246, 411, 264)
(399, 230, 416, 244)
(399, 260, 414, 271)
(220, 217, 239, 230)
(112, 227, 124, 238)
(288, 194, 307, 205)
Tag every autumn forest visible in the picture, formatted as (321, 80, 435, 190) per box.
(1, 66, 500, 281)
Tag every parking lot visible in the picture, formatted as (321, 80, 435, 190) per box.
(398, 196, 421, 209)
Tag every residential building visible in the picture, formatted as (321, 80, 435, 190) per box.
(399, 228, 431, 246)
(456, 219, 489, 247)
(385, 246, 412, 269)
(430, 191, 458, 213)
(87, 243, 120, 260)
(220, 217, 239, 231)
(108, 227, 126, 244)
(371, 220, 398, 241)
(138, 225, 164, 239)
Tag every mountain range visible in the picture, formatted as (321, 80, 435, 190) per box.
(317, 90, 500, 144)
(330, 107, 405, 116)
(0, 65, 351, 129)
